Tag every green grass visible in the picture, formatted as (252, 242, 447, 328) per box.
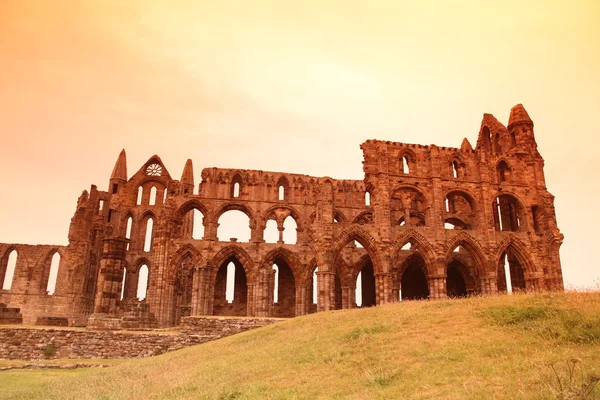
(1, 292, 600, 399)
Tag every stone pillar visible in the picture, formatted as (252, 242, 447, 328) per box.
(479, 275, 497, 295)
(341, 286, 353, 309)
(295, 285, 307, 316)
(87, 237, 128, 329)
(428, 274, 447, 299)
(192, 261, 214, 316)
(375, 273, 392, 305)
(316, 271, 335, 312)
(254, 268, 272, 317)
(203, 222, 218, 241)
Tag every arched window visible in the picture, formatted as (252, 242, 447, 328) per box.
(282, 216, 297, 244)
(264, 219, 278, 243)
(231, 174, 243, 198)
(125, 217, 133, 250)
(494, 195, 522, 232)
(163, 188, 168, 203)
(120, 267, 127, 300)
(46, 252, 60, 295)
(272, 264, 279, 303)
(452, 160, 459, 179)
(149, 186, 157, 206)
(192, 209, 204, 239)
(1, 250, 18, 290)
(137, 264, 149, 300)
(276, 177, 289, 201)
(136, 186, 143, 205)
(144, 218, 154, 252)
(481, 126, 492, 151)
(497, 161, 511, 183)
(365, 191, 371, 206)
(312, 267, 318, 305)
(217, 210, 251, 242)
(510, 132, 517, 146)
(402, 156, 410, 174)
(226, 262, 235, 303)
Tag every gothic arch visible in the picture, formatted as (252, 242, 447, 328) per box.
(257, 247, 303, 284)
(176, 199, 211, 221)
(212, 202, 256, 225)
(333, 209, 348, 223)
(495, 235, 536, 273)
(210, 245, 255, 282)
(132, 257, 152, 273)
(389, 183, 431, 211)
(353, 211, 374, 225)
(393, 229, 437, 268)
(331, 226, 381, 273)
(262, 204, 304, 230)
(167, 244, 203, 283)
(444, 188, 480, 213)
(444, 231, 488, 276)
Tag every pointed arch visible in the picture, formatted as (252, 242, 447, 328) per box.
(41, 248, 63, 295)
(331, 226, 381, 273)
(210, 245, 255, 282)
(444, 231, 488, 276)
(257, 247, 303, 283)
(277, 176, 289, 201)
(1, 247, 18, 290)
(333, 209, 348, 223)
(353, 211, 374, 225)
(231, 172, 243, 198)
(167, 244, 203, 283)
(393, 229, 437, 269)
(494, 235, 536, 273)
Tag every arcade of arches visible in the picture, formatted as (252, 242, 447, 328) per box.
(0, 105, 564, 327)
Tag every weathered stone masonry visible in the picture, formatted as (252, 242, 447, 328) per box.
(0, 104, 564, 328)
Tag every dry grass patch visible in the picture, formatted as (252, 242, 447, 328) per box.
(1, 292, 599, 399)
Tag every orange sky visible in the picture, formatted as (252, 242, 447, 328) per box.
(0, 0, 598, 289)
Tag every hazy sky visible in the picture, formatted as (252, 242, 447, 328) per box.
(0, 0, 598, 289)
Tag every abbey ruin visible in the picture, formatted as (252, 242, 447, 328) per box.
(0, 104, 564, 329)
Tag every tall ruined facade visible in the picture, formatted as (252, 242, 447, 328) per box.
(0, 105, 564, 327)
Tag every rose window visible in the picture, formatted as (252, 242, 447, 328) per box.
(146, 164, 163, 176)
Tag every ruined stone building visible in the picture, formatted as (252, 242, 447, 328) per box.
(0, 104, 564, 328)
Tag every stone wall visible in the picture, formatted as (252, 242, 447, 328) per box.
(0, 316, 281, 360)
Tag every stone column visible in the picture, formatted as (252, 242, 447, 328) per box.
(87, 237, 129, 329)
(375, 273, 392, 305)
(479, 275, 497, 295)
(428, 274, 447, 299)
(316, 271, 335, 312)
(203, 222, 219, 241)
(295, 285, 307, 316)
(194, 261, 214, 316)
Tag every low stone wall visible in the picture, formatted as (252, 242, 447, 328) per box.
(0, 316, 282, 360)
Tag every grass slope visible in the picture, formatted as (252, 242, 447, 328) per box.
(1, 292, 600, 399)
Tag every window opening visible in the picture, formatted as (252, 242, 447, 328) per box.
(226, 262, 235, 303)
(144, 218, 154, 252)
(136, 187, 143, 205)
(46, 252, 60, 295)
(137, 264, 149, 300)
(2, 250, 18, 290)
(149, 186, 157, 206)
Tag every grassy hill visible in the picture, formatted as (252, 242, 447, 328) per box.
(1, 292, 600, 399)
